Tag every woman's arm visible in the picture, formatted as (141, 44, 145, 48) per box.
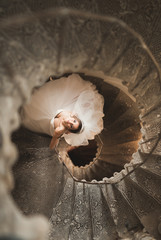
(49, 126, 65, 150)
(49, 134, 60, 150)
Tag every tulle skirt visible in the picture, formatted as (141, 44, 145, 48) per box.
(21, 74, 104, 146)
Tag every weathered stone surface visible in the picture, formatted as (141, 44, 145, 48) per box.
(0, 0, 161, 240)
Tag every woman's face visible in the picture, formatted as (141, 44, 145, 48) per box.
(63, 114, 79, 131)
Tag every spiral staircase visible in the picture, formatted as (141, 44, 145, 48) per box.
(1, 0, 161, 240)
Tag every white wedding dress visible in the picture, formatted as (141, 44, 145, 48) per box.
(21, 74, 104, 146)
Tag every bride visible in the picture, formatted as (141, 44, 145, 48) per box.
(21, 74, 104, 149)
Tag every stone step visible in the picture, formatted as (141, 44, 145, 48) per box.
(0, 33, 38, 79)
(130, 72, 161, 114)
(140, 153, 161, 177)
(98, 153, 131, 166)
(49, 178, 75, 240)
(140, 118, 161, 141)
(100, 124, 141, 146)
(83, 163, 98, 182)
(140, 102, 161, 121)
(101, 184, 142, 238)
(12, 146, 65, 218)
(49, 179, 119, 240)
(130, 150, 161, 176)
(12, 127, 51, 149)
(1, 0, 57, 63)
(115, 176, 161, 239)
(100, 141, 139, 158)
(104, 91, 136, 126)
(73, 166, 86, 181)
(88, 184, 118, 240)
(140, 164, 161, 178)
(129, 63, 158, 96)
(87, 160, 122, 181)
(129, 167, 161, 204)
(68, 182, 92, 240)
(140, 97, 161, 120)
(139, 136, 161, 156)
(104, 111, 140, 135)
(98, 81, 120, 114)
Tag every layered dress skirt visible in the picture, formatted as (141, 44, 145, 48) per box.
(21, 74, 104, 146)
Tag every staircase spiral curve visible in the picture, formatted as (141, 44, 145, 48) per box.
(0, 1, 161, 240)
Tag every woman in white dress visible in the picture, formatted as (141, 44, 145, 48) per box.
(21, 74, 104, 149)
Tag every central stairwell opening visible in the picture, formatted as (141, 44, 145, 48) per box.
(68, 139, 98, 167)
(54, 73, 142, 181)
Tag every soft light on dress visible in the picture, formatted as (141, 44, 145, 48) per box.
(21, 74, 104, 146)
